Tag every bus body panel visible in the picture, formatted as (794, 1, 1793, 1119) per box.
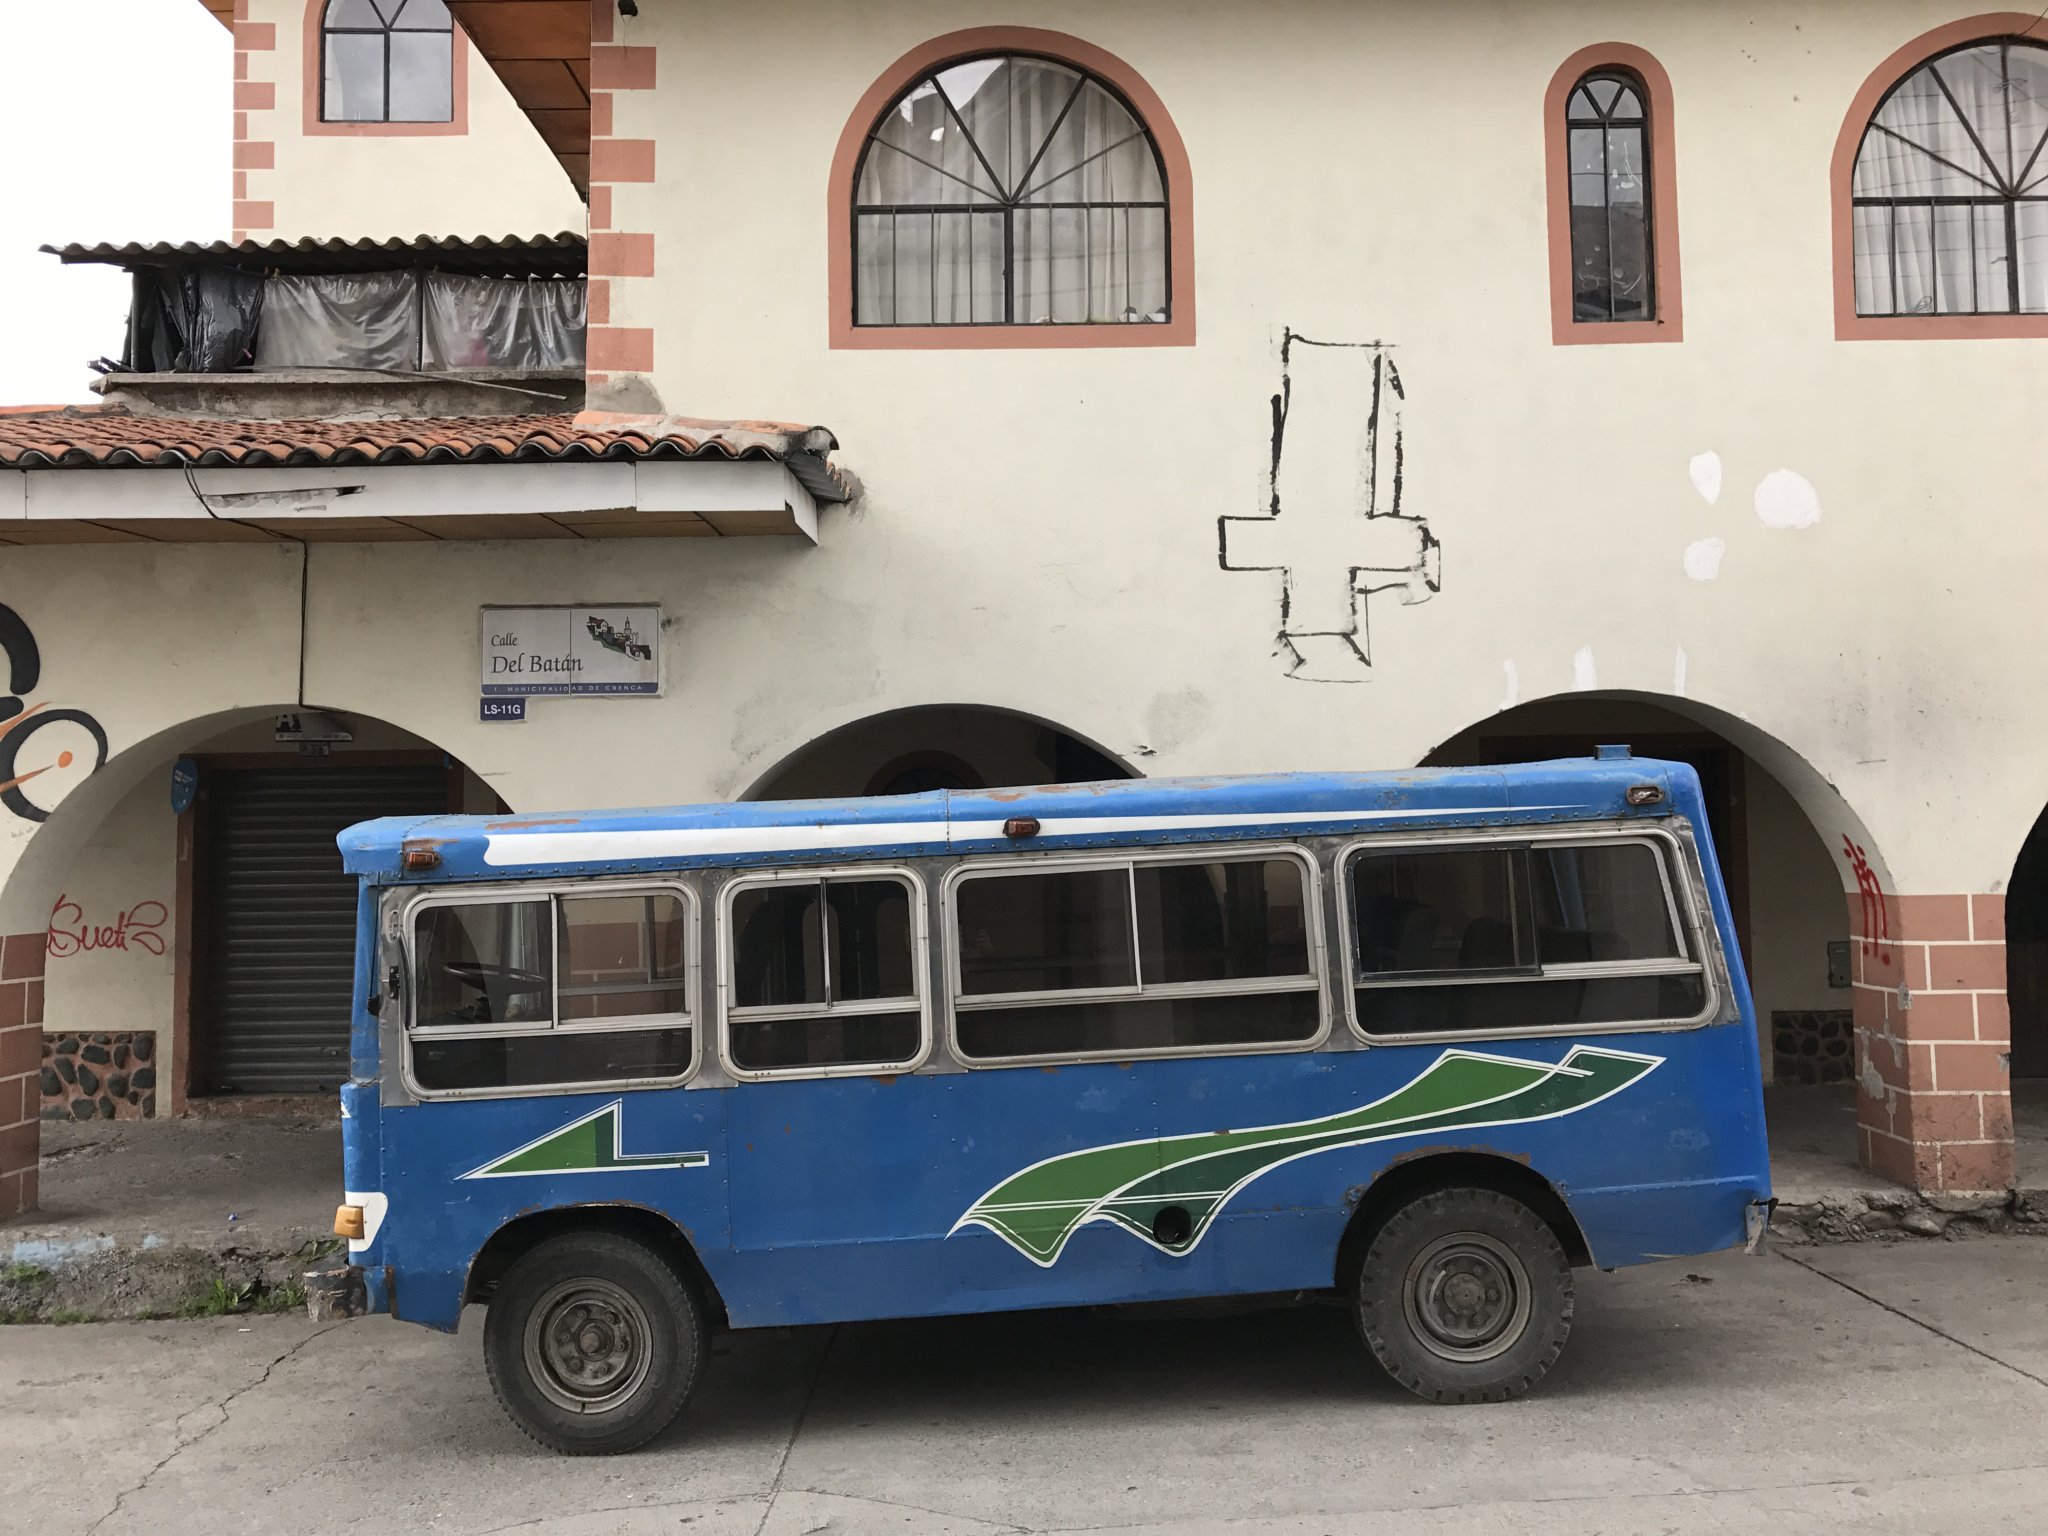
(335, 761, 1774, 1337)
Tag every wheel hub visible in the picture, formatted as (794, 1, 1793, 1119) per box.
(525, 1279, 653, 1414)
(1402, 1232, 1534, 1364)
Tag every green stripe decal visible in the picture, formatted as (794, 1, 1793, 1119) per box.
(949, 1045, 1660, 1266)
(460, 1101, 709, 1180)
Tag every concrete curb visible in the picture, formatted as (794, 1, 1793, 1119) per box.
(1, 1226, 336, 1323)
(1771, 1188, 2048, 1244)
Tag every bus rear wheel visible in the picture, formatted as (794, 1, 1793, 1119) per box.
(483, 1231, 706, 1454)
(1353, 1187, 1573, 1404)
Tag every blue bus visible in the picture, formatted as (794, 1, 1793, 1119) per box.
(332, 752, 1772, 1454)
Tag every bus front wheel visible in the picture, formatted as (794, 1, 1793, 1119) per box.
(1353, 1186, 1573, 1404)
(483, 1231, 707, 1454)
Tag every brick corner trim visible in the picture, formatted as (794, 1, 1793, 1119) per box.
(1849, 891, 2014, 1193)
(0, 931, 49, 1220)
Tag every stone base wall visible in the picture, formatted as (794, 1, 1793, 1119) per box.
(0, 933, 48, 1219)
(40, 1032, 158, 1121)
(1772, 1008, 1856, 1086)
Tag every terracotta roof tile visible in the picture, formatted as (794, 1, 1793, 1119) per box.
(0, 407, 849, 500)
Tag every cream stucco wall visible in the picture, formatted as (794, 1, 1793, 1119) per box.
(1744, 767, 1849, 1023)
(8, 1, 2048, 1107)
(242, 0, 584, 240)
(581, 0, 2048, 896)
(40, 772, 177, 1093)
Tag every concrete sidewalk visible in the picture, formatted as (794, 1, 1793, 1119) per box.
(5, 1239, 2048, 1535)
(0, 1116, 339, 1320)
(1767, 1082, 2048, 1240)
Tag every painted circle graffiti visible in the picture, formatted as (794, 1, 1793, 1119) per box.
(0, 707, 110, 822)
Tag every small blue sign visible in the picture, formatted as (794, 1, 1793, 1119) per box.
(480, 697, 527, 723)
(170, 758, 199, 815)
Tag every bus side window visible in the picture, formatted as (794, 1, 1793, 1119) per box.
(1347, 838, 1709, 1039)
(724, 874, 923, 1076)
(407, 889, 694, 1095)
(951, 853, 1323, 1063)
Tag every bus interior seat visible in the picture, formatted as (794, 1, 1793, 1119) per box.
(1361, 897, 1438, 974)
(1458, 917, 1518, 970)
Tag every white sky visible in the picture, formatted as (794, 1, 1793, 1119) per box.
(0, 1, 229, 404)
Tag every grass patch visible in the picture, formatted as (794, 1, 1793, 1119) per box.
(3, 1262, 53, 1289)
(48, 1308, 94, 1326)
(174, 1279, 257, 1320)
(252, 1280, 307, 1315)
(172, 1277, 305, 1319)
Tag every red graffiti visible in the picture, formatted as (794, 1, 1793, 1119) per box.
(1843, 835, 1890, 965)
(46, 895, 167, 959)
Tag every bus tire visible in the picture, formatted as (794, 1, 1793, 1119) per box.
(483, 1231, 707, 1455)
(1353, 1186, 1573, 1404)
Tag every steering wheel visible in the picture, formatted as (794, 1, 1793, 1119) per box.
(443, 960, 549, 992)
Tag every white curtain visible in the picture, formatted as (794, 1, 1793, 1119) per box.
(855, 58, 1168, 326)
(1851, 43, 2048, 314)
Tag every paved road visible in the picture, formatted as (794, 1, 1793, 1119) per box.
(5, 1239, 2047, 1535)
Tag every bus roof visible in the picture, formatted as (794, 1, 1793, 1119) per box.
(338, 756, 1701, 884)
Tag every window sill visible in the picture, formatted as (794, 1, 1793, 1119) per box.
(830, 318, 1195, 351)
(1836, 311, 2048, 341)
(1551, 316, 1683, 346)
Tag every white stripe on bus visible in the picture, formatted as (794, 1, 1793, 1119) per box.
(479, 806, 1577, 866)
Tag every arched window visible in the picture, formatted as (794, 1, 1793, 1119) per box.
(1850, 37, 2048, 316)
(320, 0, 454, 124)
(1543, 45, 1681, 345)
(1566, 71, 1655, 322)
(850, 53, 1171, 328)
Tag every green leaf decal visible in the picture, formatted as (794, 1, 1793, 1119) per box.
(950, 1045, 1660, 1266)
(460, 1100, 709, 1180)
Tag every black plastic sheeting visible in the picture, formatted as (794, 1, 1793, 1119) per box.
(128, 267, 265, 373)
(122, 269, 585, 374)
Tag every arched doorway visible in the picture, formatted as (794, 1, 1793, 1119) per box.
(1425, 692, 1866, 1180)
(2003, 812, 2048, 1184)
(2, 703, 494, 1117)
(746, 704, 1135, 800)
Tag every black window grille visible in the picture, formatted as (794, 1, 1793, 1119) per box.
(321, 0, 454, 125)
(1566, 70, 1656, 322)
(1851, 38, 2048, 316)
(851, 52, 1171, 327)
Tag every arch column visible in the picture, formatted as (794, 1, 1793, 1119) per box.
(1851, 882, 2014, 1192)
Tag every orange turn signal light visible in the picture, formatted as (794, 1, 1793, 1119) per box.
(334, 1204, 366, 1241)
(400, 841, 442, 871)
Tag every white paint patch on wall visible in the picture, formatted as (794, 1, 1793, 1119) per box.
(1572, 647, 1597, 692)
(1755, 469, 1822, 529)
(1688, 451, 1723, 506)
(1684, 536, 1727, 581)
(1500, 659, 1519, 711)
(1673, 647, 1689, 697)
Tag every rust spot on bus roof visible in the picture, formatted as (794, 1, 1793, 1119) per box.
(484, 817, 584, 831)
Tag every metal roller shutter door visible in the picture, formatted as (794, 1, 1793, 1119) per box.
(202, 764, 449, 1094)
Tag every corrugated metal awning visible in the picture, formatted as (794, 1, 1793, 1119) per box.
(42, 233, 587, 280)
